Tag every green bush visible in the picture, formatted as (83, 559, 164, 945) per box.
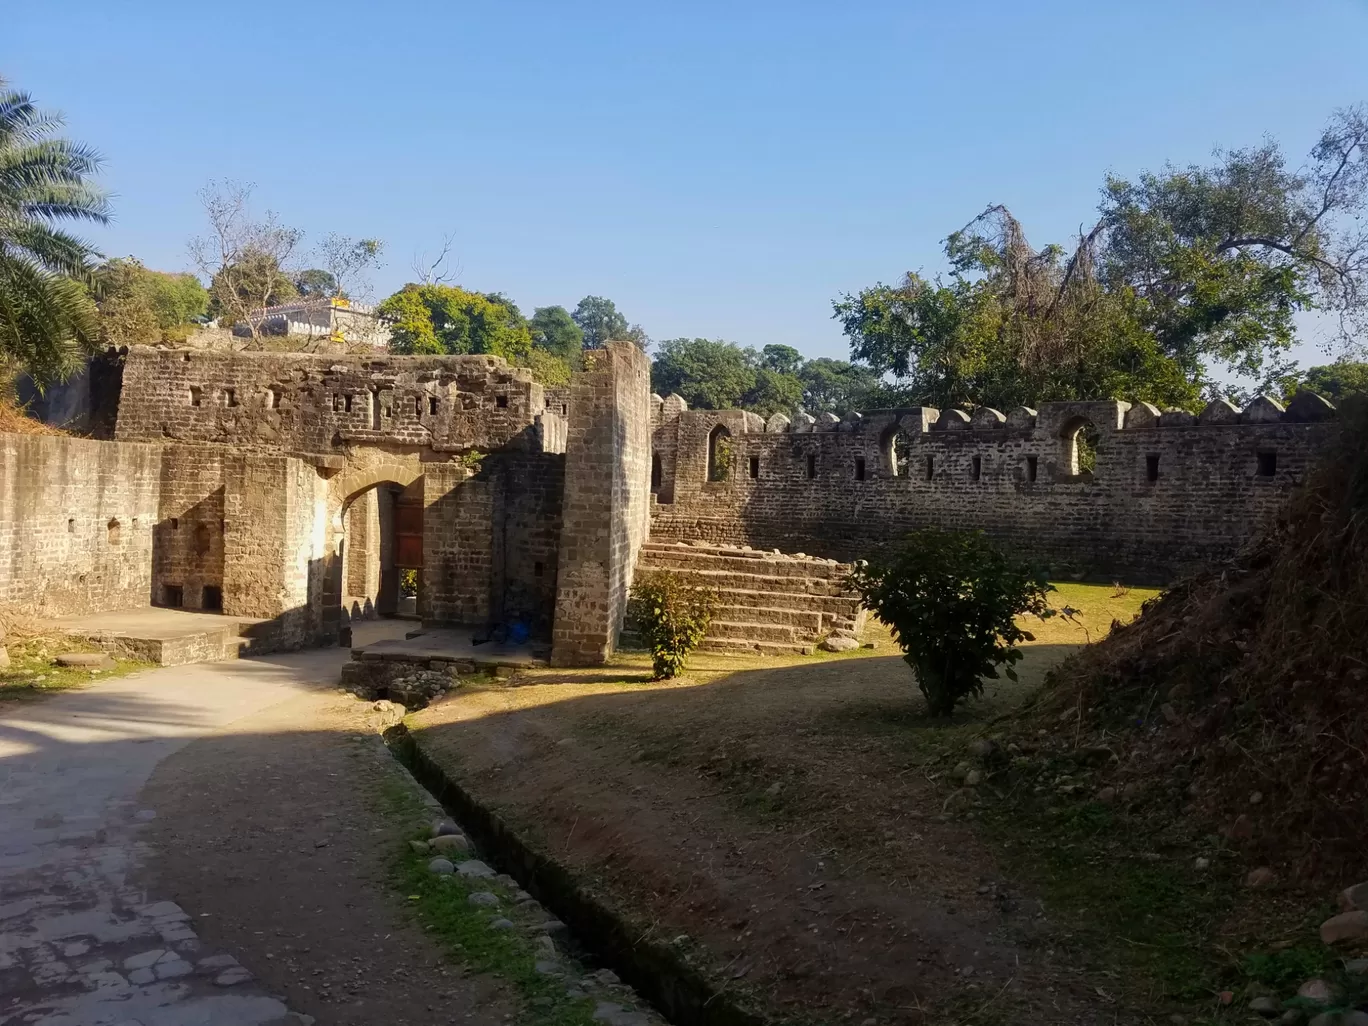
(848, 528, 1055, 716)
(629, 570, 716, 680)
(399, 568, 419, 598)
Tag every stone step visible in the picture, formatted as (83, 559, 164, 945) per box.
(634, 566, 851, 597)
(693, 637, 814, 657)
(706, 619, 801, 644)
(638, 545, 850, 581)
(708, 587, 862, 616)
(711, 604, 825, 633)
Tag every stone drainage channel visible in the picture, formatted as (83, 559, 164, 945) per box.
(381, 724, 768, 1026)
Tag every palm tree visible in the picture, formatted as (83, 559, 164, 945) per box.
(0, 78, 109, 388)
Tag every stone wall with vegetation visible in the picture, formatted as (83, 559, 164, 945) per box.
(649, 392, 1338, 582)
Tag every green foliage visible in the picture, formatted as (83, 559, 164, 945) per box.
(571, 295, 648, 350)
(0, 77, 108, 386)
(209, 249, 297, 321)
(293, 267, 336, 298)
(1290, 361, 1368, 402)
(520, 347, 572, 386)
(835, 106, 1368, 409)
(708, 433, 733, 481)
(651, 337, 875, 417)
(93, 257, 208, 346)
(399, 568, 418, 598)
(529, 305, 583, 359)
(848, 529, 1055, 716)
(629, 570, 716, 680)
(378, 284, 532, 360)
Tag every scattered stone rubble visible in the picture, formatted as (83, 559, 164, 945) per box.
(408, 819, 666, 1026)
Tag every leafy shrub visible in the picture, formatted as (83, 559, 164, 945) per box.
(848, 528, 1055, 716)
(399, 568, 419, 598)
(629, 570, 716, 680)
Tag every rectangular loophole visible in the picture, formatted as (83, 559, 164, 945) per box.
(924, 455, 935, 482)
(806, 454, 816, 479)
(189, 386, 202, 407)
(1146, 454, 1160, 482)
(223, 388, 237, 408)
(496, 395, 508, 409)
(749, 455, 760, 480)
(429, 396, 439, 415)
(971, 455, 982, 481)
(201, 585, 223, 612)
(1026, 455, 1038, 482)
(344, 394, 354, 413)
(533, 561, 544, 578)
(854, 456, 866, 481)
(163, 584, 184, 608)
(1257, 451, 1277, 477)
(267, 388, 281, 409)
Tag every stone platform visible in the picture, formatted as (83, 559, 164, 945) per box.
(45, 608, 270, 666)
(341, 627, 548, 707)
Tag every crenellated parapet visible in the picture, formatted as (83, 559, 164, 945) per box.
(647, 392, 1339, 582)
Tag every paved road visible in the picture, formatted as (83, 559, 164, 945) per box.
(0, 627, 404, 1026)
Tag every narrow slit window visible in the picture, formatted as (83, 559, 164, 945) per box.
(854, 456, 866, 481)
(651, 453, 663, 490)
(344, 394, 354, 413)
(170, 517, 179, 530)
(107, 518, 121, 545)
(413, 396, 422, 417)
(67, 517, 75, 533)
(806, 453, 816, 479)
(189, 386, 202, 407)
(971, 455, 982, 481)
(561, 404, 568, 415)
(925, 455, 935, 482)
(496, 394, 509, 409)
(1026, 455, 1039, 482)
(266, 388, 281, 409)
(429, 396, 439, 415)
(533, 561, 544, 578)
(223, 388, 237, 408)
(1146, 454, 1160, 482)
(370, 388, 382, 430)
(1257, 451, 1277, 477)
(749, 455, 760, 480)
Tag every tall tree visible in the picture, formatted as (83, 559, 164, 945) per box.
(652, 338, 758, 409)
(572, 295, 648, 350)
(315, 233, 383, 301)
(189, 180, 303, 341)
(93, 257, 208, 348)
(293, 268, 337, 299)
(835, 106, 1368, 411)
(377, 283, 531, 360)
(0, 78, 107, 386)
(529, 305, 583, 359)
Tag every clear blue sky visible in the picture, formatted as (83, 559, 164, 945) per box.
(8, 0, 1368, 372)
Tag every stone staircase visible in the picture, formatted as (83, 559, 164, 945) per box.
(631, 541, 865, 656)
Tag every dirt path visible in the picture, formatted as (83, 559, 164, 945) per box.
(137, 686, 516, 1026)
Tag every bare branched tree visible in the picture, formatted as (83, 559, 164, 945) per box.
(188, 180, 303, 342)
(410, 232, 460, 286)
(316, 233, 384, 302)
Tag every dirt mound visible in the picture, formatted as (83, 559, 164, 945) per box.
(1041, 400, 1368, 886)
(0, 397, 65, 435)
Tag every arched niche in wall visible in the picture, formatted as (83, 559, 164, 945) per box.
(1060, 415, 1101, 476)
(880, 424, 920, 478)
(707, 424, 732, 482)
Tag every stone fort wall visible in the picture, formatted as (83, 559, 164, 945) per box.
(648, 392, 1339, 583)
(114, 347, 566, 455)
